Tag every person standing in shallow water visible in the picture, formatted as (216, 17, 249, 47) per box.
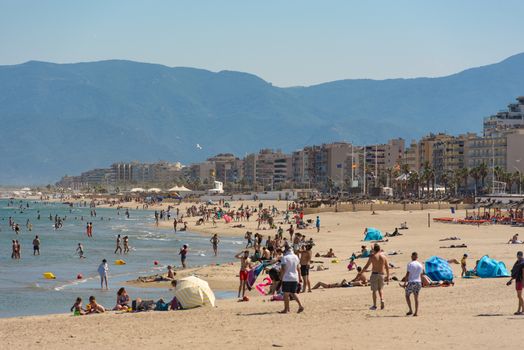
(179, 244, 188, 268)
(210, 234, 220, 256)
(114, 234, 122, 254)
(98, 259, 109, 290)
(32, 235, 40, 256)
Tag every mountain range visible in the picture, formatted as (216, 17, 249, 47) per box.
(2, 53, 524, 185)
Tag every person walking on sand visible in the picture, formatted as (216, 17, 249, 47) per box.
(114, 234, 122, 254)
(210, 234, 220, 256)
(507, 251, 524, 315)
(173, 218, 178, 232)
(32, 235, 40, 256)
(279, 244, 304, 314)
(316, 216, 320, 233)
(235, 250, 251, 299)
(98, 259, 109, 290)
(401, 252, 424, 316)
(361, 244, 390, 310)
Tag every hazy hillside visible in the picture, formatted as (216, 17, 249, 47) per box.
(1, 53, 524, 184)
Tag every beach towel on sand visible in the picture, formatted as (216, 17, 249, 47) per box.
(364, 228, 383, 241)
(425, 256, 453, 282)
(247, 263, 265, 290)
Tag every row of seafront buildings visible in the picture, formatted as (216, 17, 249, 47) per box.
(57, 97, 524, 193)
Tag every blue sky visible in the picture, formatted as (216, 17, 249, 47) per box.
(1, 0, 523, 86)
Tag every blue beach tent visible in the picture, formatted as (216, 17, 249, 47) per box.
(364, 227, 383, 241)
(476, 255, 509, 278)
(425, 256, 454, 282)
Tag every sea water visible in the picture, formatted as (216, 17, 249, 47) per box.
(0, 199, 240, 318)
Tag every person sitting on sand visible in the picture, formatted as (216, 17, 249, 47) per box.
(169, 280, 182, 310)
(347, 257, 357, 271)
(320, 248, 336, 258)
(352, 246, 371, 259)
(400, 222, 408, 230)
(86, 296, 105, 314)
(70, 297, 86, 316)
(349, 266, 369, 286)
(385, 228, 402, 237)
(508, 234, 523, 244)
(114, 287, 131, 310)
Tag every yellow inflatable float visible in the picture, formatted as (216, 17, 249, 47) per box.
(115, 259, 126, 265)
(43, 272, 56, 279)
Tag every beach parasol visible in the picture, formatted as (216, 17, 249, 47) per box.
(130, 188, 145, 193)
(174, 276, 216, 309)
(147, 188, 162, 193)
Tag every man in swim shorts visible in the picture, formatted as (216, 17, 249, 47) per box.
(299, 244, 312, 293)
(401, 252, 424, 316)
(235, 250, 251, 299)
(361, 244, 390, 310)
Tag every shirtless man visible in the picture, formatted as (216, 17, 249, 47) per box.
(299, 245, 312, 292)
(235, 250, 251, 299)
(114, 234, 123, 254)
(361, 244, 390, 310)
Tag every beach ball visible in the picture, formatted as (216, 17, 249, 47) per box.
(77, 273, 83, 280)
(154, 260, 159, 266)
(243, 296, 249, 302)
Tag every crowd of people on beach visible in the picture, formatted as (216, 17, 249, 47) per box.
(3, 198, 524, 318)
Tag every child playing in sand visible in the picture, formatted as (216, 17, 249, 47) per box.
(461, 254, 468, 277)
(70, 297, 86, 316)
(86, 296, 105, 314)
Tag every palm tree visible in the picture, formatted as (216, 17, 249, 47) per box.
(408, 171, 420, 197)
(459, 168, 469, 191)
(452, 168, 463, 195)
(478, 162, 488, 189)
(494, 166, 504, 181)
(469, 167, 480, 194)
(421, 162, 435, 197)
(514, 171, 523, 194)
(505, 171, 514, 194)
(400, 164, 410, 196)
(440, 170, 452, 195)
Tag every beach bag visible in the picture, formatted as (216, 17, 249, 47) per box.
(155, 299, 169, 311)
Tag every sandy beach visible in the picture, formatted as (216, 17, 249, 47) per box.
(1, 201, 522, 349)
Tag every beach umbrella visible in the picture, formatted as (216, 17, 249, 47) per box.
(130, 188, 145, 193)
(148, 188, 162, 193)
(174, 276, 216, 309)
